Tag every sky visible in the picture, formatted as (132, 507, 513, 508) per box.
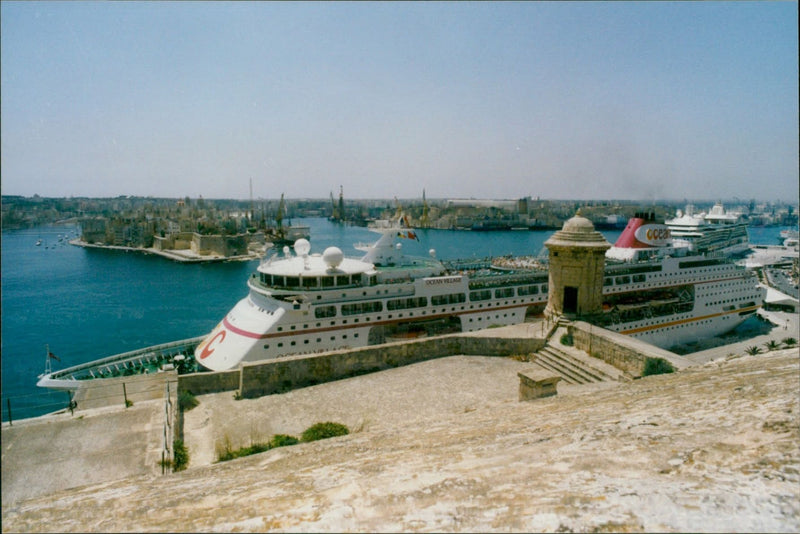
(1, 2, 797, 202)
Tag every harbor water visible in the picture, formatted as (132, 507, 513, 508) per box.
(1, 218, 790, 421)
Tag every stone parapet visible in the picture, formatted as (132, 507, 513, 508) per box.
(568, 321, 692, 377)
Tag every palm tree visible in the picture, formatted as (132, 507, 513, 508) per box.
(745, 346, 761, 356)
(764, 340, 781, 352)
(782, 337, 797, 348)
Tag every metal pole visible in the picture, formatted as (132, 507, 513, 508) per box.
(123, 383, 128, 407)
(7, 398, 12, 426)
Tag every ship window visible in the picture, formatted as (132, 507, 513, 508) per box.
(432, 293, 466, 306)
(336, 275, 350, 286)
(315, 305, 337, 318)
(470, 290, 492, 301)
(495, 288, 514, 298)
(342, 301, 383, 316)
(387, 297, 427, 310)
(304, 340, 309, 344)
(604, 278, 614, 286)
(518, 285, 539, 295)
(286, 276, 300, 287)
(321, 276, 334, 288)
(302, 277, 317, 288)
(542, 284, 548, 293)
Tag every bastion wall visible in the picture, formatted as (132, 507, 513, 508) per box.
(568, 321, 691, 377)
(177, 331, 548, 399)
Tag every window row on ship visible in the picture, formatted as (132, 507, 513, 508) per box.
(262, 309, 525, 355)
(603, 264, 741, 289)
(306, 288, 547, 320)
(256, 272, 376, 289)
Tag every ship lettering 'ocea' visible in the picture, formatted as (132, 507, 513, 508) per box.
(424, 276, 462, 286)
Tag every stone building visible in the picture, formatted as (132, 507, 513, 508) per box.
(544, 213, 611, 320)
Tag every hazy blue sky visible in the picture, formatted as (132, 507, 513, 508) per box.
(1, 1, 797, 201)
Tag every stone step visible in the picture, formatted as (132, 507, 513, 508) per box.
(535, 347, 600, 385)
(539, 346, 607, 383)
(549, 339, 631, 383)
(531, 355, 583, 385)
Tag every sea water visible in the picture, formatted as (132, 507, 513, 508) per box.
(1, 218, 789, 421)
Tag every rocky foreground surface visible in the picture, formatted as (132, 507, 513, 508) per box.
(3, 350, 799, 533)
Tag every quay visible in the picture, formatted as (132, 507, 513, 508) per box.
(69, 238, 266, 263)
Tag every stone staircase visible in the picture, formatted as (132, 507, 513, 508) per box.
(531, 326, 629, 385)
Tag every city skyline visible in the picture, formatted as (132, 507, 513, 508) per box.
(1, 2, 798, 202)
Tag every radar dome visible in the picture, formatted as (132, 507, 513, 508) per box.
(322, 246, 344, 269)
(294, 238, 311, 256)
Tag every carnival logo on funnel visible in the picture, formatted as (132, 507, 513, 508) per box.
(634, 224, 672, 247)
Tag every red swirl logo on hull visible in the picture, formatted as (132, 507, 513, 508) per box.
(198, 330, 226, 360)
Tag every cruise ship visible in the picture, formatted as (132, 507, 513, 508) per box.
(37, 212, 765, 388)
(194, 213, 763, 371)
(665, 203, 750, 256)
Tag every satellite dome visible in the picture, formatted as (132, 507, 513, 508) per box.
(322, 246, 344, 269)
(294, 238, 311, 256)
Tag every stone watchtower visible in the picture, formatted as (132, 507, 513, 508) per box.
(544, 213, 611, 321)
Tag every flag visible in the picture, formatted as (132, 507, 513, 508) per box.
(408, 230, 419, 241)
(48, 352, 60, 361)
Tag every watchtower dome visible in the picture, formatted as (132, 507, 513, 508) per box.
(544, 213, 611, 320)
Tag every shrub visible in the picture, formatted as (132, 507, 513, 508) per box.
(270, 434, 300, 448)
(301, 422, 349, 443)
(217, 442, 271, 462)
(178, 390, 199, 412)
(782, 337, 797, 348)
(560, 333, 573, 346)
(763, 340, 780, 352)
(173, 439, 189, 471)
(745, 345, 761, 355)
(642, 357, 675, 377)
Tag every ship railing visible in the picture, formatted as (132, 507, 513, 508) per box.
(43, 336, 206, 382)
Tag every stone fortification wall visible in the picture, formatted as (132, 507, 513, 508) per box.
(175, 331, 547, 399)
(177, 369, 240, 395)
(152, 232, 193, 251)
(190, 233, 248, 257)
(568, 321, 691, 377)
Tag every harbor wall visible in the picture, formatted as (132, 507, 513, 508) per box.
(567, 321, 691, 377)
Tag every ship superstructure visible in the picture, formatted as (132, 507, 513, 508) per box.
(665, 203, 750, 256)
(194, 223, 550, 371)
(600, 213, 764, 347)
